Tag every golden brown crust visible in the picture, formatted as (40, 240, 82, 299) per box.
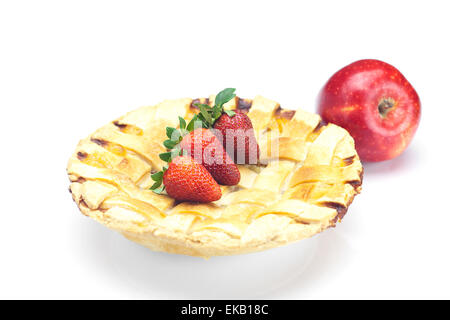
(67, 95, 363, 258)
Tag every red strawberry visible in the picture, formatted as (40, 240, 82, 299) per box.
(179, 128, 240, 186)
(163, 155, 221, 203)
(213, 111, 260, 164)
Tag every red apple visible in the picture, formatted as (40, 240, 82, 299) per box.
(317, 59, 421, 162)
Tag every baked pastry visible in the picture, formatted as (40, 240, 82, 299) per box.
(67, 94, 363, 257)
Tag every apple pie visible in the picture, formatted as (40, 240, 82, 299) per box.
(67, 95, 363, 257)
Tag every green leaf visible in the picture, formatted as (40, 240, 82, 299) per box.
(178, 128, 189, 138)
(196, 113, 210, 128)
(151, 171, 163, 181)
(170, 145, 183, 158)
(193, 103, 212, 110)
(166, 127, 176, 139)
(193, 103, 214, 127)
(159, 152, 172, 162)
(224, 110, 236, 117)
(178, 116, 186, 130)
(171, 145, 186, 157)
(162, 165, 168, 172)
(198, 104, 213, 125)
(212, 105, 222, 119)
(169, 129, 184, 142)
(163, 139, 177, 149)
(150, 180, 162, 190)
(186, 114, 198, 132)
(215, 88, 236, 108)
(152, 185, 165, 194)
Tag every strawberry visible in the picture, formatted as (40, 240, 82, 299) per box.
(213, 111, 260, 164)
(161, 155, 221, 202)
(151, 88, 245, 201)
(179, 128, 240, 186)
(189, 88, 259, 164)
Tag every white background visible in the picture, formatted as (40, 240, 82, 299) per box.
(1, 0, 449, 299)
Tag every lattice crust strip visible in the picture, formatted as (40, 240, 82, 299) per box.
(67, 95, 363, 257)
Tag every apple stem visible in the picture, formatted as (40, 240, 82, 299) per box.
(378, 97, 396, 118)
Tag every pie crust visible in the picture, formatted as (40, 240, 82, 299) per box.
(67, 95, 363, 257)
